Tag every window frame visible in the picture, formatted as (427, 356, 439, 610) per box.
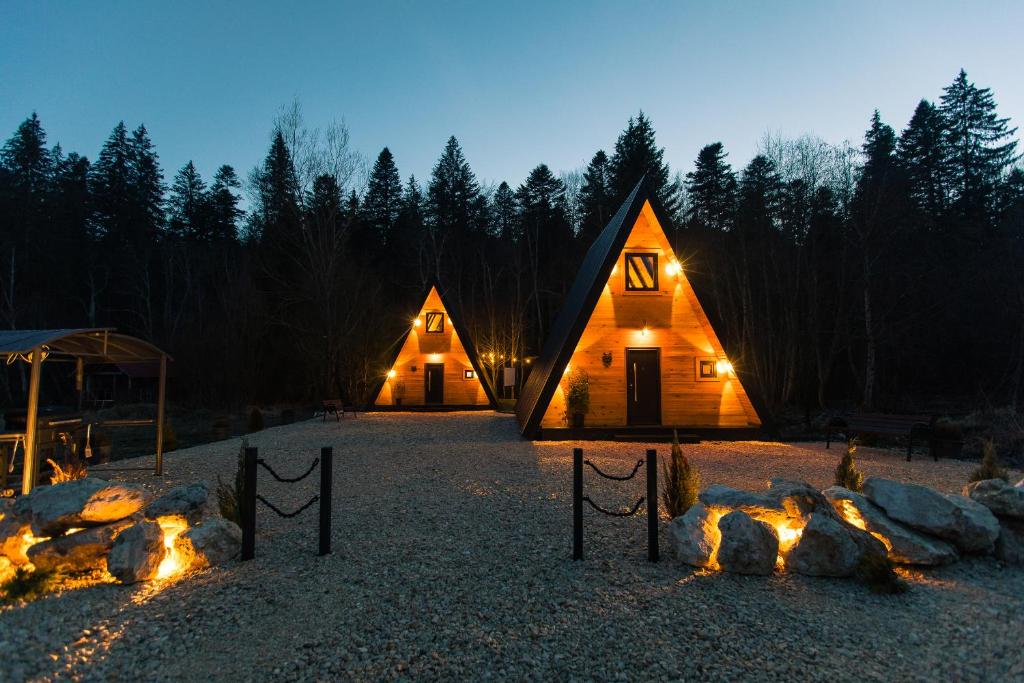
(424, 311, 445, 334)
(624, 252, 660, 292)
(695, 357, 720, 382)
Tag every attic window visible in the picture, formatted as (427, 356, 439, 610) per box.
(625, 253, 658, 291)
(425, 312, 444, 334)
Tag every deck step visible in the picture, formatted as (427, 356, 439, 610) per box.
(612, 433, 701, 444)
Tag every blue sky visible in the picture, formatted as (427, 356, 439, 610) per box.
(2, 1, 1022, 191)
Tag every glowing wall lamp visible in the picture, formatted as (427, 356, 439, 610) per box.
(387, 369, 397, 378)
(665, 259, 682, 277)
(413, 318, 422, 328)
(716, 359, 734, 376)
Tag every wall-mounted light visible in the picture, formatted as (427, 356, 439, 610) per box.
(716, 359, 734, 376)
(665, 259, 682, 277)
(387, 369, 397, 378)
(429, 353, 442, 362)
(413, 318, 422, 328)
(641, 319, 649, 337)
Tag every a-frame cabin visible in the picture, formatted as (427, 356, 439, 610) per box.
(372, 281, 497, 410)
(516, 179, 761, 438)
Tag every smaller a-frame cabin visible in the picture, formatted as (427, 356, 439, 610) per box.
(372, 282, 497, 410)
(515, 179, 761, 439)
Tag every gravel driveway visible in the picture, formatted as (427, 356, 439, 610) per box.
(3, 412, 1023, 681)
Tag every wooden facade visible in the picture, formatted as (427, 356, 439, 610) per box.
(516, 180, 761, 437)
(372, 285, 495, 409)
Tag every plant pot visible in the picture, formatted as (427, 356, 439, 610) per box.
(930, 438, 963, 460)
(571, 413, 585, 430)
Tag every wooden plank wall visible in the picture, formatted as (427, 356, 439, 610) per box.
(375, 287, 490, 406)
(540, 201, 761, 429)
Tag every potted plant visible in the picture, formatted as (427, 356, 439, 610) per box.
(565, 368, 590, 430)
(930, 419, 964, 460)
(393, 381, 406, 407)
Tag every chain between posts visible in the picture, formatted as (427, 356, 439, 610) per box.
(584, 458, 644, 481)
(583, 495, 644, 517)
(257, 457, 319, 483)
(256, 493, 320, 518)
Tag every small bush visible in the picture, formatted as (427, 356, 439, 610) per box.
(970, 439, 1008, 483)
(662, 430, 701, 519)
(855, 553, 908, 594)
(834, 439, 864, 492)
(216, 438, 247, 526)
(247, 408, 264, 433)
(47, 456, 87, 485)
(1, 566, 59, 602)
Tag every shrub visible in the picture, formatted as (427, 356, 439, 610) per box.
(834, 439, 864, 492)
(247, 408, 264, 433)
(855, 553, 908, 594)
(662, 430, 701, 519)
(47, 456, 87, 484)
(565, 368, 590, 415)
(1, 566, 59, 602)
(970, 439, 1008, 483)
(216, 438, 247, 526)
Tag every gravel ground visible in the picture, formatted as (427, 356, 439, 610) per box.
(3, 412, 1023, 682)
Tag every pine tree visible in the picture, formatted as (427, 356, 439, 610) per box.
(609, 112, 679, 216)
(940, 69, 1020, 220)
(834, 440, 864, 492)
(167, 161, 207, 241)
(362, 147, 403, 247)
(578, 150, 613, 243)
(251, 131, 301, 244)
(684, 142, 737, 232)
(898, 99, 948, 220)
(736, 155, 783, 237)
(127, 124, 166, 242)
(491, 181, 518, 240)
(208, 165, 243, 242)
(427, 136, 481, 238)
(90, 121, 133, 245)
(661, 430, 701, 518)
(0, 113, 51, 200)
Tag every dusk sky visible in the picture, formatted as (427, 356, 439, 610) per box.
(3, 1, 1022, 191)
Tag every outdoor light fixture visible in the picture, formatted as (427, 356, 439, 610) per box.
(429, 353, 441, 362)
(641, 320, 649, 337)
(665, 260, 682, 277)
(387, 369, 397, 378)
(716, 359, 734, 376)
(413, 318, 422, 327)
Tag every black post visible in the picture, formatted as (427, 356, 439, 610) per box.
(646, 448, 659, 562)
(319, 446, 333, 556)
(573, 447, 583, 560)
(241, 446, 258, 561)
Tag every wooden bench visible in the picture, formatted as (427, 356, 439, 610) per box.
(321, 399, 356, 422)
(827, 413, 934, 461)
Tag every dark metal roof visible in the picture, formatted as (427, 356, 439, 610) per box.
(0, 328, 170, 363)
(369, 279, 498, 407)
(515, 178, 660, 437)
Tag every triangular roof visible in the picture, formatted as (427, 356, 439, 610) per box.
(371, 279, 498, 407)
(516, 177, 757, 436)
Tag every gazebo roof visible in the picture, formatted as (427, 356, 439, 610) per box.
(0, 328, 170, 363)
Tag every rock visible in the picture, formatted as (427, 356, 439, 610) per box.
(107, 521, 165, 583)
(27, 518, 134, 573)
(667, 503, 721, 568)
(995, 518, 1024, 565)
(144, 482, 217, 526)
(0, 555, 14, 584)
(0, 513, 32, 565)
(24, 478, 148, 536)
(715, 510, 778, 575)
(823, 486, 958, 565)
(766, 478, 834, 520)
(962, 479, 1024, 519)
(863, 477, 1000, 553)
(175, 517, 241, 569)
(699, 484, 791, 526)
(786, 512, 886, 577)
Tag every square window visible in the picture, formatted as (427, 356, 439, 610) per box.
(696, 357, 719, 381)
(425, 312, 444, 334)
(464, 369, 476, 380)
(625, 253, 659, 291)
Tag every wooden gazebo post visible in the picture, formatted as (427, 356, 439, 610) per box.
(154, 352, 167, 476)
(21, 345, 43, 494)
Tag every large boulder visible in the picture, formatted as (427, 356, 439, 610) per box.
(27, 518, 134, 573)
(715, 510, 778, 575)
(144, 482, 217, 526)
(823, 486, 958, 565)
(700, 485, 791, 526)
(23, 478, 148, 536)
(667, 503, 721, 568)
(107, 520, 165, 583)
(863, 477, 1000, 554)
(995, 518, 1024, 565)
(0, 555, 14, 585)
(963, 479, 1024, 519)
(786, 512, 886, 577)
(765, 479, 834, 520)
(174, 517, 241, 569)
(0, 513, 32, 565)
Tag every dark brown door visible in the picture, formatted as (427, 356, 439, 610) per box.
(626, 349, 661, 426)
(425, 363, 444, 404)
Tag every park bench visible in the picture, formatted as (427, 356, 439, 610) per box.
(826, 413, 934, 461)
(321, 398, 356, 421)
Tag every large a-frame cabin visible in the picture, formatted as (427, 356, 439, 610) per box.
(372, 282, 497, 410)
(516, 179, 761, 438)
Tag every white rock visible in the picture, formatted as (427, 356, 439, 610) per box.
(715, 510, 778, 575)
(863, 477, 1000, 553)
(144, 482, 217, 525)
(175, 517, 241, 569)
(962, 479, 1024, 519)
(107, 520, 165, 583)
(995, 518, 1024, 565)
(786, 513, 883, 577)
(24, 478, 148, 536)
(667, 503, 721, 568)
(27, 518, 135, 573)
(823, 486, 958, 565)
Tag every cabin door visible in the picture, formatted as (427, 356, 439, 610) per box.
(425, 363, 444, 404)
(626, 349, 661, 426)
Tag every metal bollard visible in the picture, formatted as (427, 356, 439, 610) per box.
(241, 446, 258, 561)
(573, 447, 583, 560)
(646, 449, 659, 562)
(319, 446, 333, 556)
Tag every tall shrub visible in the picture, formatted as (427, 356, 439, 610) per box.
(970, 439, 1008, 483)
(834, 439, 864, 492)
(662, 430, 701, 518)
